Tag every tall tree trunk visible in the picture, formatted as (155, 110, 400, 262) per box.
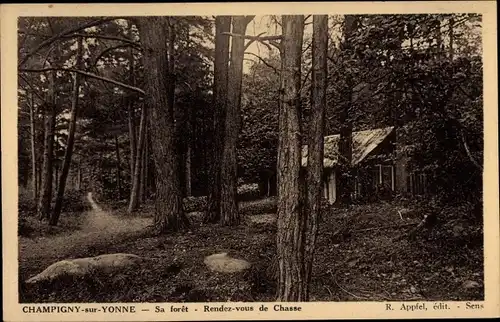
(50, 36, 83, 226)
(54, 163, 59, 193)
(139, 126, 147, 202)
(204, 16, 231, 223)
(137, 17, 189, 233)
(128, 100, 137, 177)
(77, 162, 81, 191)
(29, 92, 38, 203)
(185, 144, 191, 197)
(115, 136, 122, 199)
(142, 129, 149, 202)
(128, 26, 137, 179)
(37, 71, 56, 221)
(337, 15, 358, 206)
(276, 15, 305, 302)
(128, 104, 147, 212)
(394, 24, 408, 195)
(220, 15, 254, 226)
(301, 14, 328, 299)
(449, 16, 454, 61)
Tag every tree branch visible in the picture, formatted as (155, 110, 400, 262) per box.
(93, 44, 135, 67)
(18, 17, 126, 68)
(244, 52, 280, 74)
(244, 32, 266, 51)
(19, 67, 145, 95)
(68, 33, 141, 48)
(222, 32, 282, 42)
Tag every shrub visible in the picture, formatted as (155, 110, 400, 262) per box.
(237, 183, 261, 202)
(239, 197, 277, 216)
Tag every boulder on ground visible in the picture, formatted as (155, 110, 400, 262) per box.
(26, 253, 144, 284)
(204, 252, 251, 273)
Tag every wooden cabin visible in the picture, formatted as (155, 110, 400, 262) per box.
(301, 126, 399, 204)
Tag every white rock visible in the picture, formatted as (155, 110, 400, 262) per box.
(26, 253, 144, 284)
(204, 252, 251, 273)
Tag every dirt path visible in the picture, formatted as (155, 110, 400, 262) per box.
(19, 193, 152, 280)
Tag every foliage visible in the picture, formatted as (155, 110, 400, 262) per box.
(239, 54, 280, 182)
(18, 17, 214, 203)
(239, 14, 483, 207)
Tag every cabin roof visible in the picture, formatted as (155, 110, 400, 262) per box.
(301, 126, 394, 168)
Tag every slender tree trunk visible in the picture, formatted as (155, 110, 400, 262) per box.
(276, 15, 305, 302)
(337, 15, 358, 206)
(183, 93, 194, 198)
(394, 25, 408, 195)
(128, 104, 147, 212)
(449, 16, 454, 61)
(115, 136, 122, 199)
(142, 130, 149, 202)
(77, 162, 81, 191)
(50, 37, 83, 226)
(185, 145, 191, 197)
(128, 100, 137, 178)
(128, 27, 137, 179)
(301, 15, 328, 299)
(37, 71, 56, 221)
(29, 92, 38, 203)
(220, 15, 254, 226)
(137, 17, 189, 233)
(139, 126, 147, 202)
(54, 163, 59, 193)
(204, 16, 231, 223)
(36, 163, 42, 195)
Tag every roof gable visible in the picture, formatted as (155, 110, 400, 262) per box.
(301, 126, 394, 168)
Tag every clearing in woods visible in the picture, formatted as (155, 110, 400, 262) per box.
(19, 196, 484, 303)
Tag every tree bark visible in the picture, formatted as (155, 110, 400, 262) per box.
(128, 104, 147, 213)
(220, 15, 254, 226)
(449, 16, 454, 61)
(137, 17, 189, 233)
(139, 125, 148, 202)
(185, 144, 192, 197)
(50, 36, 83, 226)
(301, 15, 328, 299)
(77, 162, 81, 191)
(128, 25, 137, 179)
(337, 15, 358, 206)
(37, 71, 57, 221)
(204, 16, 231, 223)
(115, 136, 122, 199)
(276, 15, 305, 302)
(128, 99, 137, 178)
(29, 92, 38, 203)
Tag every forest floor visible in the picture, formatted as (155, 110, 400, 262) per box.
(19, 195, 484, 303)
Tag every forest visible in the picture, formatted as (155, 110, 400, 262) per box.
(17, 14, 484, 303)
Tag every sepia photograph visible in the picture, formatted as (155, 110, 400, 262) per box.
(2, 2, 498, 321)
